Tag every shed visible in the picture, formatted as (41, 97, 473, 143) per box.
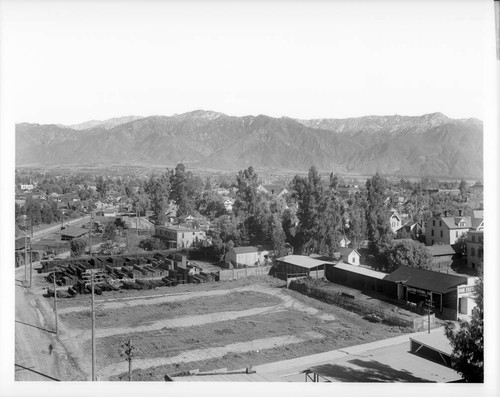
(274, 255, 336, 279)
(59, 227, 89, 241)
(427, 244, 456, 263)
(384, 266, 468, 320)
(339, 248, 361, 265)
(326, 262, 389, 292)
(225, 246, 271, 267)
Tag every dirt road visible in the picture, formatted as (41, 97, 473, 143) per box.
(31, 215, 89, 242)
(14, 266, 87, 381)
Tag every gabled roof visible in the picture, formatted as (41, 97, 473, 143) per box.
(427, 244, 456, 256)
(259, 184, 288, 195)
(232, 246, 270, 255)
(384, 266, 467, 294)
(390, 210, 401, 221)
(339, 247, 359, 258)
(471, 210, 484, 230)
(441, 216, 471, 230)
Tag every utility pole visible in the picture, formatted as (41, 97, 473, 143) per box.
(53, 268, 58, 334)
(24, 231, 28, 283)
(29, 237, 33, 288)
(91, 271, 96, 381)
(136, 210, 139, 235)
(89, 213, 93, 257)
(427, 296, 432, 334)
(120, 339, 136, 381)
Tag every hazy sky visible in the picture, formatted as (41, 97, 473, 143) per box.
(1, 0, 488, 124)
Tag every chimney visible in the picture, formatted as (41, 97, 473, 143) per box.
(458, 209, 463, 217)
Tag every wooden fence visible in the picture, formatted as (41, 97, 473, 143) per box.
(219, 265, 272, 281)
(288, 280, 434, 331)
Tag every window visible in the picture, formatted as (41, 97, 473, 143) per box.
(433, 220, 435, 226)
(439, 221, 442, 227)
(472, 263, 476, 270)
(431, 230, 434, 236)
(478, 249, 483, 258)
(472, 235, 475, 243)
(471, 247, 475, 257)
(440, 230, 443, 238)
(352, 257, 356, 264)
(432, 240, 434, 245)
(456, 231, 459, 238)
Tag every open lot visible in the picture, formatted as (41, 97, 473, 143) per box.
(16, 269, 412, 381)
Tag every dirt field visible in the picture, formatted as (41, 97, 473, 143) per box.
(16, 268, 412, 381)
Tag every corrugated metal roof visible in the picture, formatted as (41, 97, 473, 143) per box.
(333, 262, 387, 279)
(277, 255, 336, 269)
(384, 266, 468, 294)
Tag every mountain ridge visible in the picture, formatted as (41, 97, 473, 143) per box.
(16, 110, 483, 177)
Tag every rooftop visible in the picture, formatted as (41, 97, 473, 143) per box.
(333, 262, 387, 280)
(231, 246, 270, 255)
(427, 244, 456, 256)
(58, 227, 89, 238)
(277, 255, 337, 270)
(440, 216, 472, 230)
(384, 266, 468, 294)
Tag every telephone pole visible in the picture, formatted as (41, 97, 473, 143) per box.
(91, 271, 96, 381)
(29, 236, 33, 288)
(24, 232, 28, 283)
(53, 269, 58, 334)
(89, 213, 93, 257)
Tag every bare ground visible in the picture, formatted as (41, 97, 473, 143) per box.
(16, 271, 411, 382)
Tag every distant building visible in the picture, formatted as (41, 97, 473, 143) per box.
(425, 210, 471, 246)
(389, 209, 404, 233)
(338, 236, 351, 248)
(154, 225, 206, 249)
(59, 227, 89, 241)
(384, 266, 476, 320)
(223, 198, 234, 212)
(466, 210, 484, 271)
(257, 184, 289, 197)
(339, 248, 360, 265)
(20, 184, 34, 191)
(399, 220, 425, 240)
(225, 246, 271, 267)
(274, 255, 335, 279)
(427, 244, 456, 263)
(337, 185, 360, 198)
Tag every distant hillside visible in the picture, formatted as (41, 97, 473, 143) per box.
(16, 110, 483, 177)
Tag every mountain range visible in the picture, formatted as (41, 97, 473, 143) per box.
(15, 110, 483, 177)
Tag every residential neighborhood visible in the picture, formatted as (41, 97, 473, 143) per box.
(13, 163, 485, 385)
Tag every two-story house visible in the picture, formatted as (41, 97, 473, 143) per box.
(466, 210, 484, 271)
(425, 210, 471, 246)
(154, 225, 206, 249)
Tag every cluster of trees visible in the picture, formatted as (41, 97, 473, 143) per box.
(15, 199, 63, 228)
(208, 166, 290, 260)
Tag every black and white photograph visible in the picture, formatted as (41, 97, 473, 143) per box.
(0, 0, 498, 396)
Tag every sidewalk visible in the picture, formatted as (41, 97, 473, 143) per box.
(252, 327, 455, 381)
